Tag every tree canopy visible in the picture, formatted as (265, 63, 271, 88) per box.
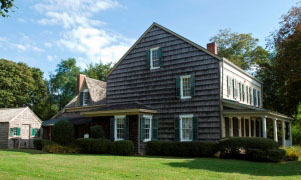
(210, 29, 270, 70)
(261, 3, 301, 116)
(0, 59, 48, 117)
(0, 0, 14, 17)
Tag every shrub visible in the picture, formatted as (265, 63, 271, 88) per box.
(218, 137, 285, 162)
(146, 141, 218, 157)
(75, 138, 112, 154)
(33, 139, 52, 150)
(52, 120, 74, 145)
(42, 144, 80, 154)
(218, 137, 279, 159)
(90, 125, 105, 139)
(110, 141, 134, 156)
(285, 146, 301, 161)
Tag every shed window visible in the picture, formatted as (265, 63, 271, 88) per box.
(181, 75, 191, 99)
(180, 115, 193, 141)
(115, 116, 125, 141)
(13, 128, 18, 136)
(150, 47, 160, 69)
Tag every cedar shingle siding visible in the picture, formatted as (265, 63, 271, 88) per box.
(107, 26, 221, 141)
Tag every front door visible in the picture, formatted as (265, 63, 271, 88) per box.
(20, 124, 30, 148)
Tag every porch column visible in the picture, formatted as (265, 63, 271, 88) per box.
(221, 117, 226, 138)
(282, 121, 286, 147)
(253, 118, 256, 137)
(262, 116, 267, 138)
(273, 119, 278, 142)
(238, 117, 242, 137)
(248, 118, 252, 137)
(243, 118, 246, 137)
(229, 117, 233, 137)
(289, 122, 292, 146)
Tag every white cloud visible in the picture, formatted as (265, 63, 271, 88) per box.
(47, 55, 57, 62)
(0, 36, 44, 52)
(34, 0, 133, 65)
(44, 42, 52, 48)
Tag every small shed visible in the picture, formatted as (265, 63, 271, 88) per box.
(0, 107, 42, 149)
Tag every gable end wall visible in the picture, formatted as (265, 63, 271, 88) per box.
(107, 26, 221, 141)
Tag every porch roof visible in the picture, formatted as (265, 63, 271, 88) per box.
(42, 117, 92, 126)
(81, 103, 157, 117)
(222, 100, 293, 121)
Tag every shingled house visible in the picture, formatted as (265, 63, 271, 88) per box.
(47, 22, 293, 153)
(0, 107, 42, 149)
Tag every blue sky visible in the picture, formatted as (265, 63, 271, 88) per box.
(0, 0, 299, 78)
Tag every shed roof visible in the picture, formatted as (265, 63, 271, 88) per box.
(0, 107, 27, 122)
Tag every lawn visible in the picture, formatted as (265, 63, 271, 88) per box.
(0, 149, 300, 180)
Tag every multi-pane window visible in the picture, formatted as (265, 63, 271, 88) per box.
(249, 87, 253, 105)
(144, 115, 152, 142)
(83, 89, 89, 106)
(13, 128, 18, 136)
(242, 84, 245, 102)
(239, 82, 242, 101)
(180, 115, 193, 141)
(115, 116, 125, 140)
(181, 75, 191, 98)
(150, 47, 160, 69)
(226, 76, 231, 96)
(246, 85, 249, 103)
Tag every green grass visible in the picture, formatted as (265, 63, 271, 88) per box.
(0, 149, 300, 180)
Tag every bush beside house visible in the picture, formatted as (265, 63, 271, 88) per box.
(51, 120, 74, 145)
(90, 125, 105, 139)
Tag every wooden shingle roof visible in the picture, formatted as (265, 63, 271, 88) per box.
(0, 107, 27, 122)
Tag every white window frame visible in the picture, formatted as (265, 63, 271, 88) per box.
(180, 75, 192, 99)
(179, 114, 193, 142)
(114, 115, 126, 141)
(143, 115, 152, 142)
(150, 47, 160, 70)
(82, 89, 89, 106)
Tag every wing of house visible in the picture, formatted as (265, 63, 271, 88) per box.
(0, 107, 42, 149)
(46, 22, 293, 153)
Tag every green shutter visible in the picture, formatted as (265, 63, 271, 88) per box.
(110, 117, 115, 141)
(146, 49, 151, 69)
(9, 128, 13, 137)
(174, 118, 180, 141)
(152, 118, 158, 140)
(176, 76, 181, 99)
(80, 92, 83, 106)
(158, 47, 163, 67)
(190, 75, 195, 97)
(17, 128, 21, 136)
(193, 117, 198, 141)
(124, 117, 129, 140)
(32, 128, 35, 136)
(140, 116, 145, 141)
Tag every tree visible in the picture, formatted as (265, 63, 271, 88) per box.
(0, 0, 14, 17)
(210, 29, 270, 70)
(49, 58, 80, 110)
(265, 3, 301, 116)
(83, 62, 112, 81)
(0, 59, 47, 109)
(51, 120, 74, 145)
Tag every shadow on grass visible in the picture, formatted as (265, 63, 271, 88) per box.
(165, 157, 301, 177)
(0, 149, 47, 154)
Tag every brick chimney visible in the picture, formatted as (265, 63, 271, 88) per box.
(77, 74, 86, 94)
(207, 42, 217, 55)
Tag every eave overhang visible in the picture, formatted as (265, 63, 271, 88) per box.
(81, 109, 157, 117)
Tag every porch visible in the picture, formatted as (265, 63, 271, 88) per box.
(222, 110, 293, 147)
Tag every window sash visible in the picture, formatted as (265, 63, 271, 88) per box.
(13, 128, 18, 136)
(180, 115, 193, 141)
(144, 116, 152, 141)
(180, 75, 191, 99)
(83, 89, 89, 106)
(115, 116, 125, 140)
(150, 48, 160, 69)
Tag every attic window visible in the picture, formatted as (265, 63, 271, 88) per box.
(80, 89, 90, 106)
(146, 47, 162, 70)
